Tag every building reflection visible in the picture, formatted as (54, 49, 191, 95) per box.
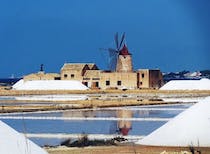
(62, 110, 95, 118)
(116, 110, 133, 136)
(138, 110, 150, 116)
(62, 108, 134, 136)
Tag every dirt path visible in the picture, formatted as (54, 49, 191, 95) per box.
(1, 89, 210, 96)
(0, 89, 210, 113)
(0, 99, 189, 113)
(46, 145, 210, 154)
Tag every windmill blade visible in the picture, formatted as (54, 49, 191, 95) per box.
(119, 32, 125, 50)
(114, 32, 119, 50)
(108, 48, 118, 60)
(109, 56, 117, 71)
(108, 48, 118, 71)
(108, 48, 118, 53)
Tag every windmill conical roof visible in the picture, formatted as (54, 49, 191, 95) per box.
(119, 44, 131, 55)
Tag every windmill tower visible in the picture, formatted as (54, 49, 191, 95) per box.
(107, 33, 133, 72)
(116, 43, 133, 72)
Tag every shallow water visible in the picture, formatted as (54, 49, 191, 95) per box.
(0, 104, 191, 146)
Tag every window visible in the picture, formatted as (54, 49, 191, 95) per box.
(92, 78, 100, 80)
(95, 82, 99, 87)
(83, 78, 90, 80)
(64, 74, 68, 78)
(83, 82, 88, 87)
(106, 81, 110, 86)
(54, 77, 61, 80)
(141, 73, 144, 78)
(71, 74, 75, 79)
(140, 82, 143, 85)
(117, 81, 121, 86)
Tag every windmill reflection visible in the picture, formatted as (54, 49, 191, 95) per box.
(116, 110, 133, 136)
(62, 108, 133, 136)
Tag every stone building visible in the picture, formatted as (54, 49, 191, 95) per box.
(60, 63, 98, 81)
(23, 63, 163, 90)
(24, 72, 60, 81)
(137, 69, 163, 89)
(58, 62, 137, 89)
(23, 34, 163, 89)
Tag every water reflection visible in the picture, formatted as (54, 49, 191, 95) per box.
(0, 104, 189, 146)
(63, 110, 96, 118)
(60, 105, 185, 137)
(137, 110, 150, 117)
(62, 109, 135, 136)
(117, 110, 132, 135)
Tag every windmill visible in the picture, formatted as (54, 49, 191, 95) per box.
(108, 32, 125, 71)
(100, 32, 126, 71)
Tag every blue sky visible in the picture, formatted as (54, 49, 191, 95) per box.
(0, 0, 210, 77)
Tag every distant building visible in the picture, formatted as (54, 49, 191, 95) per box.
(23, 64, 163, 90)
(137, 69, 163, 89)
(24, 72, 60, 81)
(23, 33, 163, 90)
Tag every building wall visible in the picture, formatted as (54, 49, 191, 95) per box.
(82, 70, 101, 88)
(137, 69, 150, 88)
(81, 70, 137, 89)
(60, 65, 89, 81)
(99, 72, 137, 89)
(116, 55, 133, 72)
(24, 72, 60, 81)
(61, 70, 83, 81)
(149, 70, 163, 88)
(137, 69, 163, 89)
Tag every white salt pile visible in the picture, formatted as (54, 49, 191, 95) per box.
(12, 79, 89, 90)
(137, 96, 210, 147)
(0, 120, 48, 154)
(15, 94, 88, 101)
(160, 78, 210, 90)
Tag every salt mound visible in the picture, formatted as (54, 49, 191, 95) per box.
(160, 78, 210, 90)
(137, 96, 210, 147)
(12, 79, 89, 90)
(0, 120, 48, 154)
(15, 94, 88, 101)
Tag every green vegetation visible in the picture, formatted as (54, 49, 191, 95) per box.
(60, 135, 128, 147)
